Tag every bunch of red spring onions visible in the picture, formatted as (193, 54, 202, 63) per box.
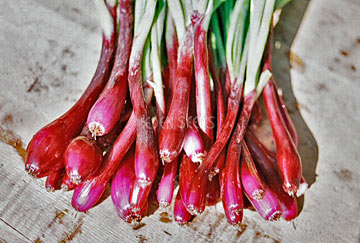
(25, 0, 308, 226)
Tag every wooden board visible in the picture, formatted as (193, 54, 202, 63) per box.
(0, 0, 359, 242)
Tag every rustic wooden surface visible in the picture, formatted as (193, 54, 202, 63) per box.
(1, 0, 360, 242)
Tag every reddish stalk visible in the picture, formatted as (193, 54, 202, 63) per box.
(241, 141, 281, 221)
(208, 42, 226, 178)
(192, 12, 214, 148)
(262, 74, 302, 196)
(220, 128, 244, 225)
(156, 157, 178, 208)
(87, 0, 133, 137)
(159, 27, 194, 163)
(174, 191, 192, 225)
(245, 130, 298, 220)
(25, 1, 117, 177)
(165, 12, 179, 99)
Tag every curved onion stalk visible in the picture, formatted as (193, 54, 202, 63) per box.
(220, 130, 244, 225)
(64, 136, 103, 185)
(182, 118, 205, 163)
(25, 0, 117, 177)
(165, 12, 179, 99)
(87, 0, 134, 137)
(246, 131, 297, 220)
(45, 169, 65, 192)
(127, 0, 159, 213)
(174, 191, 192, 225)
(208, 42, 226, 178)
(156, 157, 178, 208)
(242, 141, 281, 221)
(262, 77, 301, 196)
(192, 3, 214, 147)
(159, 27, 194, 163)
(72, 88, 153, 212)
(61, 173, 77, 191)
(263, 22, 298, 147)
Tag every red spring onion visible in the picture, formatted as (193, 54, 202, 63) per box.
(45, 169, 64, 192)
(72, 87, 153, 212)
(192, 8, 214, 147)
(263, 23, 298, 147)
(179, 154, 197, 204)
(110, 146, 147, 223)
(127, 0, 159, 213)
(183, 0, 251, 215)
(182, 118, 205, 163)
(220, 129, 244, 225)
(25, 0, 117, 177)
(156, 157, 178, 208)
(245, 130, 297, 220)
(262, 77, 301, 196)
(159, 27, 194, 163)
(241, 141, 281, 221)
(64, 136, 103, 185)
(174, 191, 192, 225)
(87, 0, 133, 137)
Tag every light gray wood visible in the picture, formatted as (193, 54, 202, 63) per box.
(0, 0, 359, 242)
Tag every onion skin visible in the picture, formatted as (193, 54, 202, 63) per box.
(156, 157, 178, 208)
(159, 27, 194, 163)
(87, 0, 133, 137)
(242, 142, 282, 221)
(110, 146, 144, 223)
(182, 119, 205, 163)
(174, 191, 192, 225)
(45, 169, 65, 192)
(246, 131, 298, 221)
(25, 2, 117, 178)
(64, 136, 103, 185)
